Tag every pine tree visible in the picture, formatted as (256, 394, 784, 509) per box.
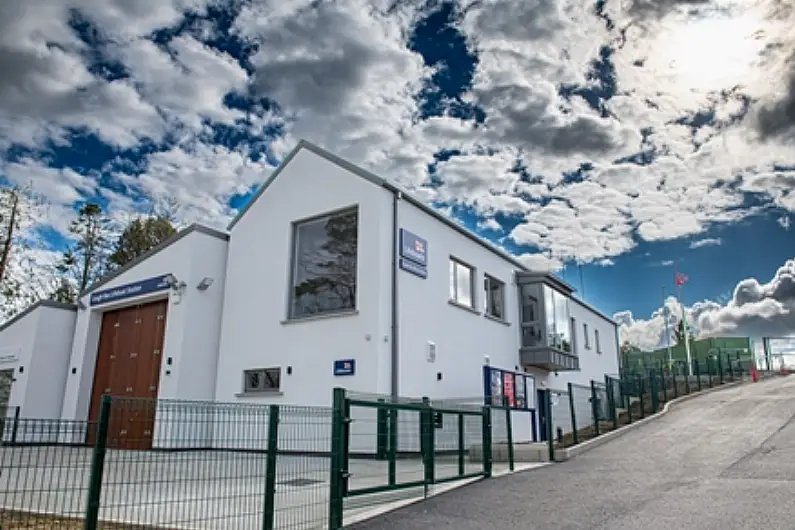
(108, 216, 176, 269)
(58, 202, 112, 294)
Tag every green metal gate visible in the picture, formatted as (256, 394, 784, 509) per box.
(328, 388, 490, 527)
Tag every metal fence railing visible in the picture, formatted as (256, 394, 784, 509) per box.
(544, 355, 778, 460)
(0, 389, 535, 530)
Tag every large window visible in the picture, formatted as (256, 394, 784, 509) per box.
(449, 258, 475, 308)
(484, 274, 505, 320)
(243, 368, 281, 393)
(543, 285, 572, 353)
(289, 208, 358, 319)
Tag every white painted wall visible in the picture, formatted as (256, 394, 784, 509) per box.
(60, 227, 229, 436)
(0, 303, 76, 442)
(215, 147, 393, 421)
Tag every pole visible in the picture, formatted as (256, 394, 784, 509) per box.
(675, 273, 693, 377)
(662, 286, 672, 367)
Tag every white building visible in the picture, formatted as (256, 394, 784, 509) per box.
(0, 140, 620, 449)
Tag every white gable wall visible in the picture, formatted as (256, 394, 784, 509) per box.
(0, 302, 76, 425)
(216, 148, 393, 415)
(60, 228, 228, 423)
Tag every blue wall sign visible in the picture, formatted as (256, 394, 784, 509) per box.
(399, 229, 428, 279)
(90, 274, 172, 306)
(400, 229, 428, 266)
(334, 359, 356, 376)
(399, 258, 428, 279)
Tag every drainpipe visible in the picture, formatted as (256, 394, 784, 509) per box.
(390, 190, 401, 399)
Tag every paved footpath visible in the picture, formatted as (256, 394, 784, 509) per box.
(350, 376, 795, 530)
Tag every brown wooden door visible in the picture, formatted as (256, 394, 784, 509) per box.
(86, 300, 168, 450)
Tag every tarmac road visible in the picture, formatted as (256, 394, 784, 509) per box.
(349, 375, 795, 530)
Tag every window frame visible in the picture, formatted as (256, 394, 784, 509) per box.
(449, 257, 476, 310)
(570, 317, 577, 353)
(583, 322, 591, 349)
(242, 367, 281, 394)
(483, 273, 506, 321)
(287, 205, 359, 321)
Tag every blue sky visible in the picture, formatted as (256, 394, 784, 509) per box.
(0, 0, 794, 350)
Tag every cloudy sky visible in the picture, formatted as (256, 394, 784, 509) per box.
(0, 0, 793, 351)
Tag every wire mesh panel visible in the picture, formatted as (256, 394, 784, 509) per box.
(273, 405, 333, 530)
(547, 389, 571, 448)
(568, 384, 598, 443)
(0, 419, 95, 528)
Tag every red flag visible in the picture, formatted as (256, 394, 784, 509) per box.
(675, 271, 688, 287)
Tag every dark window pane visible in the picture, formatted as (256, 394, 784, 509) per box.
(291, 209, 358, 318)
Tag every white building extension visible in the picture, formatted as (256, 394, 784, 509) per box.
(0, 139, 620, 450)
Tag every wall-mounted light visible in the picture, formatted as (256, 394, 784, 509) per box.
(196, 277, 214, 291)
(165, 273, 187, 304)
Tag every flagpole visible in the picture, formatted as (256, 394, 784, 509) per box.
(675, 272, 693, 376)
(662, 286, 672, 366)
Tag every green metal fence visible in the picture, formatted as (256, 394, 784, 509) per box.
(545, 358, 763, 460)
(0, 389, 524, 530)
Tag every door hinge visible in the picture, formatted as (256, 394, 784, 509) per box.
(153, 349, 161, 355)
(130, 352, 138, 358)
(114, 322, 120, 328)
(126, 386, 133, 392)
(148, 385, 156, 391)
(157, 315, 165, 320)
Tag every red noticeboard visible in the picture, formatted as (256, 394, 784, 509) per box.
(504, 373, 515, 407)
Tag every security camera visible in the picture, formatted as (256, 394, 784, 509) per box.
(164, 274, 178, 288)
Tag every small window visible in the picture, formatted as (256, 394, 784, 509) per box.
(243, 368, 281, 393)
(570, 317, 577, 352)
(484, 274, 505, 320)
(583, 323, 591, 349)
(595, 329, 602, 354)
(449, 258, 475, 308)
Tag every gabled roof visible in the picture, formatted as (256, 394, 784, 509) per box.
(0, 300, 76, 334)
(227, 139, 617, 326)
(80, 223, 229, 298)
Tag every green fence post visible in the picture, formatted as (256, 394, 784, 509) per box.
(262, 405, 280, 530)
(718, 355, 724, 385)
(421, 397, 435, 485)
(610, 379, 618, 430)
(376, 398, 388, 460)
(683, 367, 690, 394)
(84, 395, 111, 530)
(707, 359, 714, 388)
(545, 390, 554, 462)
(388, 407, 397, 487)
(649, 373, 658, 413)
(660, 369, 668, 403)
(672, 372, 678, 398)
(694, 360, 701, 391)
(482, 405, 493, 478)
(10, 406, 20, 445)
(457, 413, 465, 477)
(328, 388, 346, 530)
(505, 407, 515, 472)
(625, 378, 633, 424)
(637, 376, 645, 418)
(590, 381, 600, 437)
(567, 383, 578, 445)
